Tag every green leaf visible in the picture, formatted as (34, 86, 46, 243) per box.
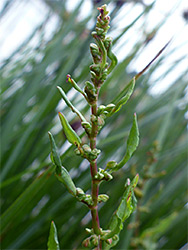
(57, 86, 87, 123)
(55, 165, 77, 197)
(109, 77, 135, 115)
(106, 39, 118, 74)
(1, 166, 54, 234)
(1, 1, 187, 249)
(66, 74, 87, 99)
(110, 113, 139, 172)
(58, 112, 82, 147)
(48, 132, 62, 168)
(47, 221, 60, 250)
(115, 174, 138, 221)
(102, 174, 139, 243)
(48, 131, 77, 196)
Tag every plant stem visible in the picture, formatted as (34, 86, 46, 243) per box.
(89, 92, 102, 248)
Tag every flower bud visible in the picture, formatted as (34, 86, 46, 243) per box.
(94, 172, 104, 180)
(90, 43, 99, 51)
(83, 194, 93, 206)
(112, 234, 119, 241)
(91, 235, 99, 246)
(85, 228, 93, 234)
(90, 64, 101, 75)
(104, 37, 112, 50)
(96, 27, 105, 36)
(82, 144, 92, 154)
(97, 105, 106, 115)
(98, 116, 105, 127)
(76, 187, 85, 196)
(74, 148, 81, 155)
(92, 148, 101, 156)
(90, 71, 97, 79)
(91, 115, 97, 123)
(90, 43, 100, 63)
(97, 18, 105, 26)
(82, 237, 92, 248)
(105, 103, 115, 112)
(88, 154, 97, 161)
(84, 82, 97, 104)
(101, 71, 108, 81)
(106, 161, 117, 170)
(105, 238, 112, 245)
(98, 194, 109, 203)
(103, 172, 113, 181)
(97, 4, 109, 16)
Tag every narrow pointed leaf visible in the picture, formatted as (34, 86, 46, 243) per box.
(135, 40, 171, 80)
(57, 86, 87, 123)
(48, 132, 61, 168)
(102, 174, 139, 242)
(107, 44, 118, 74)
(55, 165, 77, 197)
(109, 77, 135, 115)
(66, 74, 87, 99)
(1, 166, 54, 233)
(58, 112, 82, 146)
(47, 221, 60, 250)
(110, 113, 139, 172)
(48, 131, 77, 196)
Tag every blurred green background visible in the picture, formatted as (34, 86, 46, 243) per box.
(0, 0, 187, 249)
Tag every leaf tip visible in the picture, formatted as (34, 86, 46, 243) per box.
(58, 112, 64, 121)
(134, 173, 139, 186)
(66, 74, 71, 82)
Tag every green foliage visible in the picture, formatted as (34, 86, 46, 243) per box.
(48, 131, 77, 197)
(58, 112, 82, 147)
(109, 77, 136, 115)
(106, 113, 139, 173)
(48, 5, 140, 248)
(102, 175, 139, 249)
(48, 132, 62, 168)
(47, 221, 60, 250)
(0, 0, 187, 249)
